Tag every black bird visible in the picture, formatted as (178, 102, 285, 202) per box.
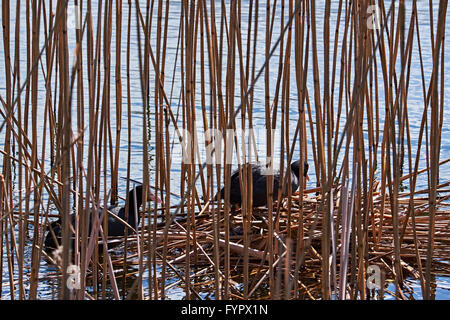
(44, 184, 151, 255)
(219, 160, 309, 209)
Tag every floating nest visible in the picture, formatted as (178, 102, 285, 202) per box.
(107, 179, 450, 300)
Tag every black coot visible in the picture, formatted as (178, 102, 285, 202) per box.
(219, 160, 309, 208)
(44, 184, 148, 255)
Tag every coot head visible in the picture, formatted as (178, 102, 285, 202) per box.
(290, 160, 309, 180)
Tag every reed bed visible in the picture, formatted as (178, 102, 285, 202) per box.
(99, 169, 450, 300)
(0, 0, 449, 300)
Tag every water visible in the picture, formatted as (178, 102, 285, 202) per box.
(0, 0, 449, 299)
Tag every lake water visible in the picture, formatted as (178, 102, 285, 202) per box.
(0, 0, 449, 299)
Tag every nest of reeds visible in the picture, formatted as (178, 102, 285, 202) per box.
(110, 178, 450, 300)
